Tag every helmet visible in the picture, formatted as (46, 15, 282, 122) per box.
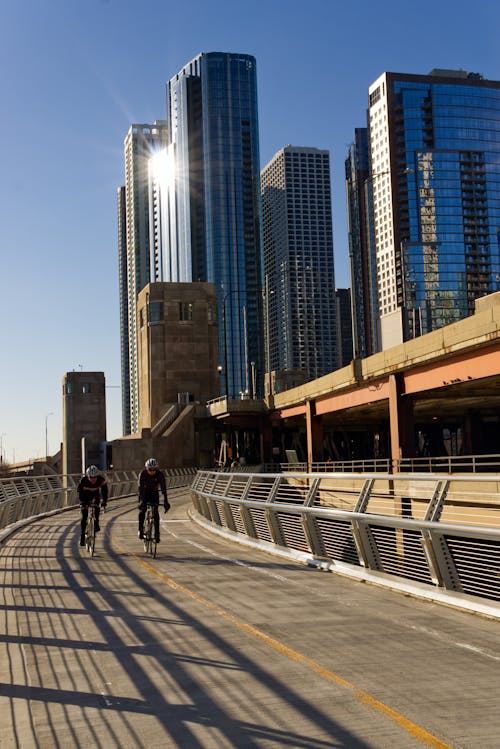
(145, 458, 158, 470)
(86, 465, 99, 478)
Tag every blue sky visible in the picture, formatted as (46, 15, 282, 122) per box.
(0, 0, 498, 463)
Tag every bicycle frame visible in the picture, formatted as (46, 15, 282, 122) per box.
(143, 504, 157, 558)
(85, 503, 98, 556)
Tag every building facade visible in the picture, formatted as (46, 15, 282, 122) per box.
(136, 282, 220, 431)
(261, 146, 338, 383)
(164, 52, 264, 398)
(119, 121, 168, 435)
(62, 372, 107, 476)
(345, 128, 379, 358)
(335, 288, 353, 368)
(366, 70, 500, 349)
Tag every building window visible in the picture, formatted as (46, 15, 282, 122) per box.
(179, 302, 193, 321)
(82, 383, 91, 394)
(65, 382, 73, 394)
(148, 301, 164, 325)
(207, 302, 217, 323)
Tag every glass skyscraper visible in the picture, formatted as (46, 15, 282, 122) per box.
(362, 70, 500, 349)
(261, 146, 338, 381)
(165, 52, 264, 398)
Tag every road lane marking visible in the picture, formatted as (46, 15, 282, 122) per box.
(115, 540, 452, 749)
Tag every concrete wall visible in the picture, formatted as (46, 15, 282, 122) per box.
(137, 282, 220, 431)
(62, 372, 106, 475)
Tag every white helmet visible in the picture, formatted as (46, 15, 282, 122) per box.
(86, 465, 99, 478)
(145, 458, 158, 469)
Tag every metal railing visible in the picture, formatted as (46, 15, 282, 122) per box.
(275, 453, 500, 474)
(190, 470, 500, 615)
(0, 468, 197, 533)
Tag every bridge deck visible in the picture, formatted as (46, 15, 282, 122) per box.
(1, 490, 500, 748)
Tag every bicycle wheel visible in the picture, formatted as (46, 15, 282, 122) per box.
(86, 512, 95, 557)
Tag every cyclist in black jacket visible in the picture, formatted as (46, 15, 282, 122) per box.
(138, 458, 170, 543)
(77, 466, 108, 546)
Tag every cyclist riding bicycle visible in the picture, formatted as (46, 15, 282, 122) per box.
(138, 458, 170, 543)
(77, 465, 108, 547)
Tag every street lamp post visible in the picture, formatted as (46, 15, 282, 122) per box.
(45, 412, 53, 459)
(0, 433, 6, 464)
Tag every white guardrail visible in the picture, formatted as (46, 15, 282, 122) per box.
(0, 469, 197, 533)
(190, 470, 500, 618)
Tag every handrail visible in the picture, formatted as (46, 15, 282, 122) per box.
(190, 470, 500, 617)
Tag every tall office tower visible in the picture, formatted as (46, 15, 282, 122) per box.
(367, 70, 500, 348)
(345, 128, 379, 358)
(335, 288, 353, 367)
(120, 121, 168, 434)
(165, 52, 264, 398)
(261, 146, 338, 382)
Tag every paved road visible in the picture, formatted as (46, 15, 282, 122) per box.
(1, 488, 500, 749)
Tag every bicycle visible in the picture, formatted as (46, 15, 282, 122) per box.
(85, 501, 104, 557)
(143, 503, 157, 558)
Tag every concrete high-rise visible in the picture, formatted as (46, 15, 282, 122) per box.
(164, 52, 264, 398)
(366, 70, 500, 349)
(261, 146, 338, 384)
(119, 121, 168, 435)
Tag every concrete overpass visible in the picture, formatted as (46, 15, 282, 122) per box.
(210, 292, 500, 468)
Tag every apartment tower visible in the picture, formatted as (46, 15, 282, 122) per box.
(366, 70, 500, 349)
(119, 121, 168, 435)
(261, 146, 338, 383)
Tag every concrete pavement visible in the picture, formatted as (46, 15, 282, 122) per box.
(1, 488, 500, 748)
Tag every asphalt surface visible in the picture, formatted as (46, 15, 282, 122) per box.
(1, 488, 500, 749)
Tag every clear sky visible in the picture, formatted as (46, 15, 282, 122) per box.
(0, 0, 498, 463)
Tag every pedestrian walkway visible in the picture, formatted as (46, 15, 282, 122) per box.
(1, 490, 499, 748)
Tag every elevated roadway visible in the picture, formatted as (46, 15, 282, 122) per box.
(2, 489, 500, 748)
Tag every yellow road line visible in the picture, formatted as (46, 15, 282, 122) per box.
(117, 541, 452, 749)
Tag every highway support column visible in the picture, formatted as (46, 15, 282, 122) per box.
(388, 373, 415, 471)
(306, 400, 323, 472)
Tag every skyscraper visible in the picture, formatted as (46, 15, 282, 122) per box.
(164, 52, 264, 398)
(261, 146, 338, 382)
(335, 288, 353, 368)
(119, 121, 168, 434)
(366, 70, 500, 349)
(345, 128, 379, 358)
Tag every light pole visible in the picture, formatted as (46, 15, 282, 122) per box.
(0, 433, 6, 464)
(45, 412, 53, 459)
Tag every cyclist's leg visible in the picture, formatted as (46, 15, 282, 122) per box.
(138, 500, 146, 538)
(80, 505, 88, 545)
(153, 504, 160, 542)
(94, 502, 101, 531)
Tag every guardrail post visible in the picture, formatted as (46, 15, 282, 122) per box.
(265, 477, 286, 546)
(301, 478, 326, 556)
(421, 530, 463, 591)
(351, 520, 383, 570)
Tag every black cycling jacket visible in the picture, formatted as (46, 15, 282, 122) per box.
(77, 475, 108, 506)
(138, 468, 167, 503)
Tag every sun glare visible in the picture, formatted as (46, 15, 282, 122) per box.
(150, 148, 176, 191)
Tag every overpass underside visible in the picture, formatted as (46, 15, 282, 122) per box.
(211, 293, 500, 467)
